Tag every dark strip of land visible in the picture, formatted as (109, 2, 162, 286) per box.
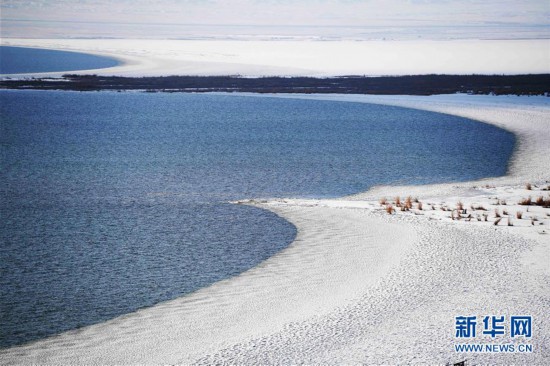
(1, 74, 549, 95)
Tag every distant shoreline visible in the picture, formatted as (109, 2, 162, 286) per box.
(2, 74, 549, 95)
(2, 38, 548, 77)
(0, 46, 121, 75)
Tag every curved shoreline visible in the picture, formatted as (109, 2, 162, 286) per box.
(0, 45, 135, 78)
(1, 94, 549, 364)
(2, 38, 550, 77)
(204, 94, 550, 364)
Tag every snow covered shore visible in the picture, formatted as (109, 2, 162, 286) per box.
(2, 38, 549, 77)
(1, 94, 549, 365)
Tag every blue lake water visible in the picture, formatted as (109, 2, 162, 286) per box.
(0, 46, 119, 74)
(0, 90, 515, 348)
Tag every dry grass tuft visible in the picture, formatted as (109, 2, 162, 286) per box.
(494, 209, 501, 218)
(385, 204, 394, 214)
(516, 211, 523, 219)
(501, 200, 507, 206)
(457, 201, 464, 212)
(503, 209, 508, 216)
(534, 196, 550, 207)
(405, 196, 413, 210)
(417, 202, 423, 211)
(395, 196, 401, 206)
(519, 197, 532, 206)
(507, 217, 513, 226)
(526, 182, 532, 190)
(379, 197, 387, 206)
(494, 217, 502, 226)
(483, 213, 488, 222)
